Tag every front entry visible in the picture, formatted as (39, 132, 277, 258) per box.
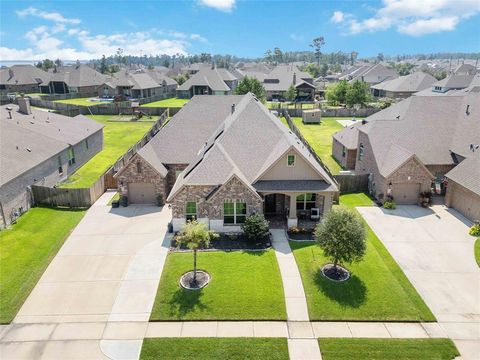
(265, 194, 277, 214)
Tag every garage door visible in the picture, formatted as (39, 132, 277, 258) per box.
(450, 185, 480, 222)
(128, 183, 156, 204)
(392, 183, 420, 204)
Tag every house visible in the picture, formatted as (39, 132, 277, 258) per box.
(0, 98, 103, 228)
(336, 91, 480, 220)
(262, 65, 316, 101)
(176, 68, 238, 98)
(0, 65, 51, 94)
(332, 121, 364, 170)
(115, 93, 338, 231)
(453, 63, 477, 76)
(341, 64, 398, 86)
(430, 74, 475, 94)
(370, 71, 437, 99)
(47, 64, 107, 94)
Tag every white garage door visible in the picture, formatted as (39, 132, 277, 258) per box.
(128, 183, 156, 204)
(392, 183, 420, 204)
(450, 186, 480, 222)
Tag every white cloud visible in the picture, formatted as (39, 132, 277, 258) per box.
(198, 0, 235, 12)
(332, 0, 480, 36)
(289, 33, 304, 42)
(16, 7, 81, 24)
(190, 33, 208, 43)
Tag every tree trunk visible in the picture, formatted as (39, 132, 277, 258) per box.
(333, 258, 338, 275)
(193, 249, 197, 284)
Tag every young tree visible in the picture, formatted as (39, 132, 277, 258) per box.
(345, 80, 370, 107)
(175, 221, 218, 284)
(234, 76, 266, 102)
(310, 36, 325, 66)
(315, 207, 366, 274)
(285, 84, 297, 102)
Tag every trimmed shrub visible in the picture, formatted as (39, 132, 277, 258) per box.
(383, 199, 396, 209)
(470, 223, 480, 237)
(241, 214, 270, 243)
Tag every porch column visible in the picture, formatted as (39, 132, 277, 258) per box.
(324, 193, 333, 214)
(287, 193, 298, 228)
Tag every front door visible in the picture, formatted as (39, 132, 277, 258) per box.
(265, 194, 276, 214)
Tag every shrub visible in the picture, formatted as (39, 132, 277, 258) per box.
(241, 214, 270, 243)
(384, 199, 396, 209)
(470, 223, 480, 237)
(156, 194, 164, 207)
(120, 195, 128, 207)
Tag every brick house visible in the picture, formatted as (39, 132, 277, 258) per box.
(115, 93, 338, 232)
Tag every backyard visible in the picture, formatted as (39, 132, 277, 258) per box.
(282, 117, 347, 175)
(319, 338, 459, 360)
(140, 338, 289, 360)
(60, 115, 154, 188)
(141, 97, 189, 108)
(290, 193, 435, 321)
(150, 250, 286, 321)
(0, 207, 86, 324)
(53, 97, 109, 106)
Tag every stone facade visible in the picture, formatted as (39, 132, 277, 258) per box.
(116, 154, 166, 201)
(165, 164, 188, 195)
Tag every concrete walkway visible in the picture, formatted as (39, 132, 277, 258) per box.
(358, 205, 480, 360)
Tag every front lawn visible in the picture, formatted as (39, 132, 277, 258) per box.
(60, 115, 153, 188)
(0, 207, 86, 324)
(150, 250, 286, 320)
(284, 117, 347, 175)
(54, 97, 109, 106)
(319, 338, 459, 360)
(475, 238, 480, 268)
(290, 193, 435, 321)
(140, 338, 289, 360)
(141, 97, 189, 108)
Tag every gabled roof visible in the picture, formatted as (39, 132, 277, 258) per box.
(50, 64, 106, 87)
(454, 63, 477, 76)
(348, 64, 398, 84)
(177, 68, 232, 91)
(263, 64, 313, 91)
(433, 74, 474, 89)
(0, 65, 51, 86)
(333, 123, 363, 150)
(371, 72, 436, 93)
(445, 152, 480, 195)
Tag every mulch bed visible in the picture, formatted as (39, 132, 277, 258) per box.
(170, 233, 272, 252)
(180, 270, 210, 290)
(288, 230, 315, 241)
(321, 263, 350, 282)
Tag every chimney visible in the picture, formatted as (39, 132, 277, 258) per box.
(293, 72, 297, 85)
(17, 97, 32, 115)
(231, 104, 235, 114)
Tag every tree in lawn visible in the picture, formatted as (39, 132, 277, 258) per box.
(310, 36, 325, 66)
(285, 85, 297, 103)
(345, 80, 370, 108)
(235, 76, 266, 102)
(315, 207, 366, 277)
(175, 220, 218, 285)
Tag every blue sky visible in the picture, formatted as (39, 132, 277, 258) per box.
(0, 0, 479, 61)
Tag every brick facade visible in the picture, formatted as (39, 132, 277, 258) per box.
(165, 164, 188, 195)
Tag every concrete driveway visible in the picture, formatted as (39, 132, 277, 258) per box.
(358, 204, 480, 360)
(0, 191, 172, 359)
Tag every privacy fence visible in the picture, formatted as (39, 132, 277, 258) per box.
(32, 109, 169, 208)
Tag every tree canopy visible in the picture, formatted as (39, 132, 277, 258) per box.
(234, 76, 266, 101)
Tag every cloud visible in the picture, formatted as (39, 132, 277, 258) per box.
(190, 33, 208, 43)
(198, 0, 235, 12)
(16, 7, 81, 24)
(289, 33, 305, 42)
(332, 0, 480, 36)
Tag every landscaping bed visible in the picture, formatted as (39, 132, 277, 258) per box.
(170, 232, 271, 251)
(319, 338, 459, 360)
(0, 207, 86, 324)
(288, 227, 315, 241)
(140, 338, 289, 360)
(150, 249, 286, 320)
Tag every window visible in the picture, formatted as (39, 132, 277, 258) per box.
(186, 202, 197, 221)
(85, 138, 89, 149)
(224, 202, 246, 225)
(136, 161, 142, 173)
(68, 148, 75, 165)
(287, 154, 296, 167)
(342, 146, 346, 158)
(57, 156, 63, 174)
(296, 193, 317, 210)
(358, 144, 364, 161)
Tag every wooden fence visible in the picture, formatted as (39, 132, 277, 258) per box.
(334, 173, 369, 193)
(283, 107, 380, 118)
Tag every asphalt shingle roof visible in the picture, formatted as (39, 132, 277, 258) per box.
(371, 72, 436, 93)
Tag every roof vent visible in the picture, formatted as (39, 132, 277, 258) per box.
(361, 119, 367, 125)
(231, 104, 235, 114)
(396, 115, 400, 120)
(466, 104, 470, 115)
(470, 144, 479, 152)
(17, 97, 32, 115)
(26, 148, 31, 152)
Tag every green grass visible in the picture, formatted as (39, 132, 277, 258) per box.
(107, 192, 120, 205)
(140, 338, 289, 360)
(150, 250, 286, 320)
(141, 97, 189, 108)
(53, 97, 109, 106)
(319, 338, 459, 360)
(0, 207, 86, 324)
(267, 102, 317, 109)
(290, 193, 435, 321)
(60, 115, 153, 188)
(475, 238, 480, 268)
(285, 117, 346, 175)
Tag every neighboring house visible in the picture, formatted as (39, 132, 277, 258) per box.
(262, 65, 316, 101)
(453, 63, 477, 76)
(115, 93, 338, 232)
(332, 122, 364, 170)
(176, 68, 238, 98)
(431, 74, 475, 94)
(341, 64, 398, 86)
(0, 65, 51, 94)
(183, 63, 212, 75)
(370, 71, 437, 99)
(342, 91, 480, 220)
(0, 98, 103, 228)
(48, 64, 107, 94)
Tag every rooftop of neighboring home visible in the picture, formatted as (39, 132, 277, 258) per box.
(0, 103, 103, 186)
(349, 63, 398, 84)
(371, 71, 437, 93)
(105, 69, 177, 90)
(445, 151, 480, 195)
(177, 68, 236, 91)
(168, 93, 338, 200)
(49, 64, 107, 87)
(453, 63, 478, 75)
(262, 64, 314, 91)
(414, 73, 478, 96)
(0, 65, 51, 86)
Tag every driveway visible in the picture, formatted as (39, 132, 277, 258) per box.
(358, 204, 480, 360)
(0, 191, 172, 359)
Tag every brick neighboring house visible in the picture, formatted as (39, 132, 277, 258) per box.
(332, 122, 362, 170)
(340, 63, 398, 86)
(176, 68, 239, 98)
(370, 71, 437, 99)
(115, 93, 338, 232)
(0, 65, 51, 94)
(47, 64, 106, 95)
(333, 90, 480, 220)
(0, 98, 103, 228)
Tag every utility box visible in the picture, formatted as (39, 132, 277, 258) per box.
(302, 109, 321, 124)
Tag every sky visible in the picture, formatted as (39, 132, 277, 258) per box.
(0, 0, 479, 61)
